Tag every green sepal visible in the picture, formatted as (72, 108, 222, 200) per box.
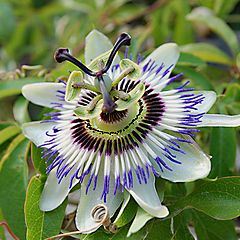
(116, 83, 145, 111)
(120, 59, 141, 80)
(74, 99, 103, 120)
(65, 71, 83, 102)
(87, 49, 115, 72)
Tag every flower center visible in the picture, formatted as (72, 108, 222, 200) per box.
(90, 104, 140, 132)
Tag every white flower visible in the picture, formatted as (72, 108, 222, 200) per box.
(22, 30, 240, 233)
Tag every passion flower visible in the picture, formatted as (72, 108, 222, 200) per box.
(22, 30, 240, 233)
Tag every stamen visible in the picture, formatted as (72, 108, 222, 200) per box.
(87, 94, 102, 112)
(111, 66, 134, 87)
(111, 90, 130, 100)
(72, 82, 99, 93)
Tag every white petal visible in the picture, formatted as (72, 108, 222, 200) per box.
(127, 207, 154, 237)
(65, 190, 81, 215)
(150, 135, 211, 182)
(163, 91, 216, 115)
(199, 114, 240, 127)
(141, 43, 180, 78)
(65, 203, 77, 215)
(22, 121, 55, 147)
(75, 170, 123, 233)
(68, 189, 81, 204)
(22, 82, 65, 108)
(40, 167, 79, 211)
(127, 173, 169, 218)
(85, 29, 120, 65)
(190, 91, 216, 113)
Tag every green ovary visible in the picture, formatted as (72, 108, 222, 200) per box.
(90, 103, 140, 132)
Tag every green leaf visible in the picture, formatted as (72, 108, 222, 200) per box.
(0, 78, 44, 99)
(198, 0, 214, 9)
(25, 176, 67, 240)
(173, 211, 194, 240)
(192, 210, 237, 240)
(0, 3, 16, 42)
(129, 219, 173, 240)
(0, 122, 14, 131)
(0, 138, 12, 160)
(0, 125, 21, 145)
(220, 83, 240, 115)
(80, 224, 130, 240)
(225, 102, 240, 115)
(209, 127, 236, 177)
(81, 218, 173, 240)
(178, 52, 206, 67)
(79, 228, 111, 240)
(180, 43, 233, 65)
(151, 4, 172, 45)
(170, 182, 187, 198)
(174, 66, 214, 90)
(0, 209, 6, 240)
(213, 0, 239, 18)
(114, 195, 137, 228)
(170, 177, 240, 220)
(187, 7, 239, 55)
(13, 96, 31, 124)
(172, 0, 193, 45)
(31, 143, 47, 176)
(0, 134, 29, 240)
